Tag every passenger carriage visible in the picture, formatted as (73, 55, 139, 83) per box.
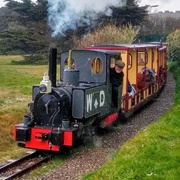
(87, 42, 167, 117)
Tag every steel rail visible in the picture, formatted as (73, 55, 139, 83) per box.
(0, 151, 50, 180)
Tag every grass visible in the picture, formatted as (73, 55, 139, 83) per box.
(82, 62, 180, 180)
(0, 55, 48, 95)
(0, 55, 48, 162)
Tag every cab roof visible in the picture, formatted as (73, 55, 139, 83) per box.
(63, 49, 121, 56)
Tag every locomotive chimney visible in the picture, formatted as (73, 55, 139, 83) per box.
(48, 48, 57, 87)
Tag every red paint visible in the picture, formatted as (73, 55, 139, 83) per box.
(25, 128, 60, 151)
(21, 128, 73, 151)
(101, 113, 118, 127)
(13, 125, 18, 140)
(63, 131, 73, 146)
(137, 72, 146, 90)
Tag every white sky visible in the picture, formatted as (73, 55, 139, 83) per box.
(0, 0, 7, 7)
(0, 0, 179, 13)
(139, 0, 180, 12)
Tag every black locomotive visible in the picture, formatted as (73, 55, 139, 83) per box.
(14, 48, 122, 152)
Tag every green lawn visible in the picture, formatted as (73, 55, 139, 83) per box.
(0, 55, 48, 161)
(82, 62, 180, 180)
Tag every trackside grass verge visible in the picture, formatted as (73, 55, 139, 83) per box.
(82, 63, 180, 180)
(0, 55, 48, 161)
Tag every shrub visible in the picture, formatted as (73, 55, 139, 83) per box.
(166, 30, 180, 63)
(73, 23, 139, 49)
(11, 54, 48, 65)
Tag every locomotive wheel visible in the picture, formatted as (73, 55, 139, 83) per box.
(60, 146, 72, 155)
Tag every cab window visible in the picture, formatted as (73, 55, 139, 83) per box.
(91, 57, 103, 74)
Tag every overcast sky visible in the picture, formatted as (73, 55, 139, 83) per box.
(0, 0, 179, 12)
(139, 0, 180, 12)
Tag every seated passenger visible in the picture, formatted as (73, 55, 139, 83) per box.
(141, 67, 156, 84)
(110, 60, 125, 108)
(137, 68, 156, 90)
(137, 72, 146, 90)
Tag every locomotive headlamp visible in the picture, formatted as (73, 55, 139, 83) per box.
(39, 84, 47, 92)
(40, 73, 52, 93)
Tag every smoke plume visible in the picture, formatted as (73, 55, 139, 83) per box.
(47, 0, 126, 36)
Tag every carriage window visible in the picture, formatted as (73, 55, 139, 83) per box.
(138, 52, 147, 66)
(91, 57, 103, 74)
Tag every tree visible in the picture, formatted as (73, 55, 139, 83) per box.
(0, 0, 50, 54)
(96, 0, 148, 27)
(139, 14, 180, 42)
(4, 0, 47, 22)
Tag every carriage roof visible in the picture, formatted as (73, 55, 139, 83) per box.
(87, 43, 165, 50)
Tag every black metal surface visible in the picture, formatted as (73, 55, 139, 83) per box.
(16, 127, 31, 142)
(48, 48, 57, 87)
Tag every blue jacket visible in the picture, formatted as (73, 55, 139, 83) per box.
(141, 68, 155, 77)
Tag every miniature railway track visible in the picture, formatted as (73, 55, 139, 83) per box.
(0, 151, 51, 180)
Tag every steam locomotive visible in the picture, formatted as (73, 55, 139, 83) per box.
(14, 48, 123, 152)
(14, 42, 167, 152)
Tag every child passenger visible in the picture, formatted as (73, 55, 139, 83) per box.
(128, 81, 136, 98)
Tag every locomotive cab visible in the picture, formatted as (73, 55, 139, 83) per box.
(60, 49, 123, 110)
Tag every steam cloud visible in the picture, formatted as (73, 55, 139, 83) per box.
(47, 0, 126, 36)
